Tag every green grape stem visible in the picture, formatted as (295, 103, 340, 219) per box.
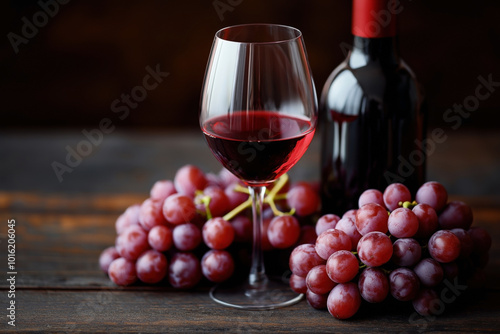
(398, 200, 418, 209)
(221, 174, 295, 221)
(264, 174, 295, 216)
(222, 197, 252, 222)
(196, 194, 213, 220)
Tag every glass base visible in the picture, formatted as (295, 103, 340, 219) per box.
(209, 277, 303, 310)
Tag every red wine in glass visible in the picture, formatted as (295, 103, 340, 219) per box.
(202, 111, 315, 186)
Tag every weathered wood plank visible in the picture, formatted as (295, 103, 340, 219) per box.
(9, 288, 500, 333)
(0, 192, 145, 215)
(0, 211, 117, 288)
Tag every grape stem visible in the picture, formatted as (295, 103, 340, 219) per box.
(196, 194, 213, 220)
(233, 184, 250, 194)
(223, 197, 252, 221)
(264, 174, 295, 217)
(221, 174, 295, 221)
(273, 193, 288, 201)
(398, 200, 418, 209)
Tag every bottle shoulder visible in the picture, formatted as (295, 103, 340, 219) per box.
(320, 57, 424, 118)
(323, 57, 422, 95)
(328, 55, 418, 81)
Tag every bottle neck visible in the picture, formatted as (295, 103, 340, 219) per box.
(351, 35, 399, 65)
(350, 0, 400, 66)
(352, 0, 397, 38)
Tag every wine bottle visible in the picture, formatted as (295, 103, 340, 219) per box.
(320, 0, 426, 215)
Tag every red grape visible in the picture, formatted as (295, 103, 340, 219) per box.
(172, 223, 202, 251)
(412, 288, 440, 316)
(439, 201, 473, 230)
(297, 225, 317, 245)
(451, 228, 473, 259)
(441, 261, 459, 281)
(150, 179, 176, 202)
(163, 194, 197, 225)
(327, 282, 362, 319)
(335, 217, 362, 251)
(383, 183, 411, 211)
(289, 274, 307, 294)
(139, 198, 167, 231)
(358, 267, 389, 303)
(115, 224, 150, 261)
(413, 258, 444, 287)
(195, 185, 231, 218)
(225, 182, 249, 209)
(267, 215, 301, 249)
(261, 216, 273, 251)
(286, 182, 320, 216)
(392, 238, 421, 267)
(202, 217, 234, 250)
(174, 164, 208, 197)
(315, 229, 352, 260)
(326, 250, 359, 284)
(306, 289, 328, 310)
(99, 246, 120, 273)
(136, 250, 168, 284)
(148, 225, 173, 252)
(413, 203, 438, 238)
(168, 252, 202, 289)
(415, 181, 448, 212)
(357, 232, 393, 267)
(342, 209, 357, 222)
(306, 264, 337, 295)
(115, 204, 141, 235)
(231, 215, 252, 243)
(389, 267, 420, 301)
(201, 250, 234, 283)
(355, 203, 389, 236)
(428, 230, 461, 263)
(289, 244, 325, 278)
(468, 226, 492, 255)
(189, 214, 206, 230)
(388, 207, 419, 238)
(108, 257, 137, 286)
(358, 189, 385, 208)
(315, 214, 340, 236)
(205, 172, 222, 188)
(218, 167, 240, 188)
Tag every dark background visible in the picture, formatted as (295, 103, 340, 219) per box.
(2, 0, 499, 131)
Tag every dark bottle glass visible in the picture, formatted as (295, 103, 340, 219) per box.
(320, 0, 426, 215)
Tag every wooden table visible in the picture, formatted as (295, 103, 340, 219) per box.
(1, 129, 499, 332)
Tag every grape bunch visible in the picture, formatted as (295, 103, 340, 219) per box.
(99, 164, 321, 289)
(289, 181, 492, 319)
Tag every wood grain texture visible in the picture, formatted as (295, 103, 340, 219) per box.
(10, 289, 500, 333)
(1, 191, 499, 332)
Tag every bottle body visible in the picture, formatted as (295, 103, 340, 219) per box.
(320, 34, 426, 215)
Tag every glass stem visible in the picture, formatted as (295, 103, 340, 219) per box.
(247, 185, 268, 290)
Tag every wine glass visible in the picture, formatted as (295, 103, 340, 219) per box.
(200, 23, 318, 310)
